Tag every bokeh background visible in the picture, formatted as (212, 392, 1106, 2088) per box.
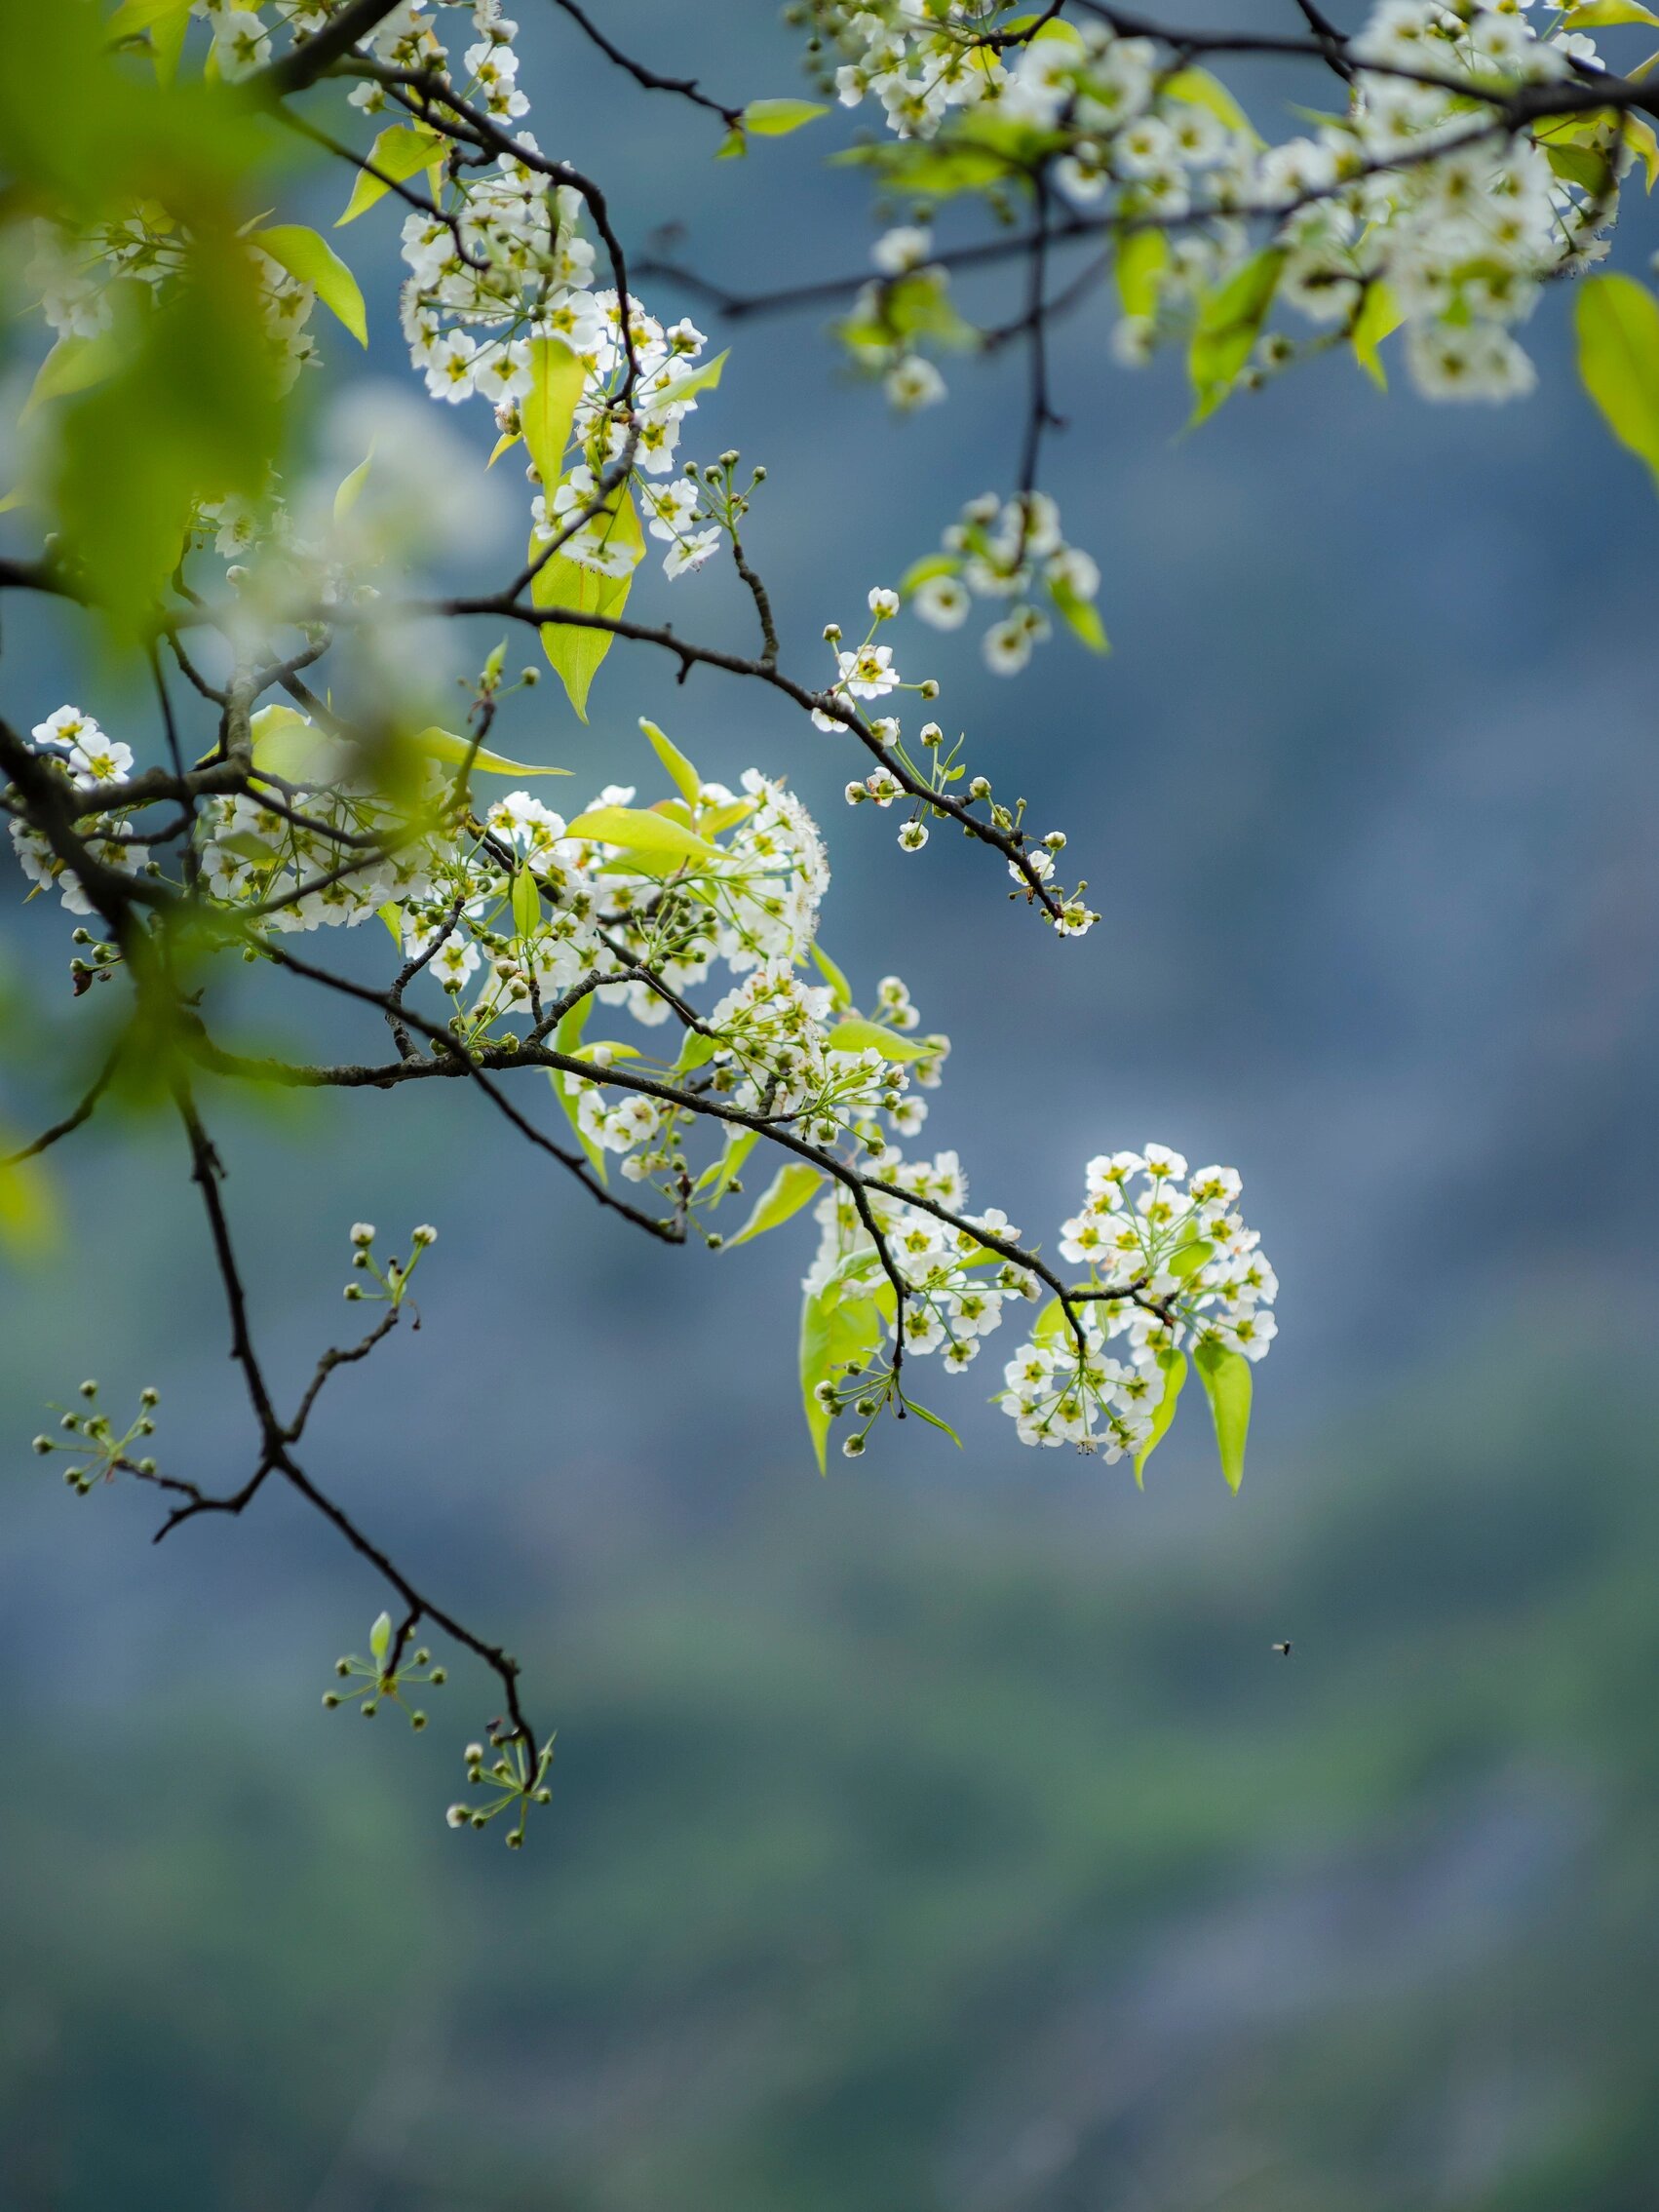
(4, 6, 1659, 2207)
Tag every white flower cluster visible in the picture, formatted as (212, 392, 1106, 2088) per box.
(806, 1146, 1031, 1387)
(346, 3, 728, 583)
(1000, 1147, 1277, 1455)
(8, 709, 147, 916)
(26, 208, 322, 392)
(812, 5, 1636, 408)
(905, 490, 1102, 675)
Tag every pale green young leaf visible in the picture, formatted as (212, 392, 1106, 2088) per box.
(336, 125, 447, 224)
(826, 1017, 933, 1063)
(105, 0, 191, 39)
(727, 1163, 825, 1249)
(799, 1284, 882, 1471)
(1194, 1336, 1252, 1493)
(368, 1610, 392, 1664)
(811, 943, 854, 1009)
(22, 332, 121, 419)
(899, 551, 965, 595)
(253, 224, 367, 345)
(549, 995, 605, 1184)
(332, 446, 373, 521)
(1050, 576, 1109, 653)
(521, 337, 585, 493)
(376, 902, 403, 946)
(656, 348, 730, 405)
(694, 1126, 756, 1205)
(511, 864, 540, 939)
(640, 717, 702, 804)
(563, 805, 719, 865)
(1575, 272, 1659, 489)
(743, 98, 829, 136)
(675, 1028, 718, 1072)
(1161, 66, 1261, 146)
(1115, 226, 1167, 321)
(1133, 1346, 1186, 1489)
(1351, 279, 1403, 390)
(904, 1398, 963, 1448)
(1189, 248, 1285, 423)
(530, 488, 644, 718)
(1167, 1237, 1214, 1280)
(408, 725, 570, 777)
(1563, 0, 1659, 25)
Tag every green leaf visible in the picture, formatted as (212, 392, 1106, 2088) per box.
(549, 995, 605, 1184)
(1194, 1336, 1252, 1493)
(149, 4, 188, 84)
(715, 126, 749, 160)
(1032, 1297, 1071, 1348)
(22, 331, 121, 419)
(1563, 0, 1659, 25)
(1050, 576, 1109, 653)
(253, 224, 367, 346)
(899, 551, 965, 596)
(250, 703, 328, 782)
(332, 446, 373, 521)
(826, 1017, 933, 1063)
(655, 347, 730, 405)
(511, 864, 540, 939)
(811, 943, 854, 1009)
(799, 1284, 882, 1472)
(1575, 272, 1659, 490)
(639, 717, 701, 804)
(563, 804, 719, 866)
(727, 1162, 825, 1249)
(368, 1610, 392, 1664)
(1133, 1346, 1187, 1489)
(0, 1145, 58, 1261)
(904, 1398, 963, 1447)
(695, 1126, 756, 1206)
(1115, 226, 1167, 321)
(1167, 1237, 1214, 1281)
(675, 1028, 718, 1071)
(1161, 65, 1260, 146)
(743, 97, 829, 136)
(530, 489, 643, 719)
(1351, 278, 1403, 390)
(336, 124, 447, 224)
(1546, 140, 1614, 194)
(376, 902, 403, 946)
(408, 725, 570, 777)
(1188, 248, 1285, 423)
(521, 337, 585, 494)
(105, 0, 191, 39)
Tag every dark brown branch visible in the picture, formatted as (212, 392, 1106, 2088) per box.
(544, 0, 743, 127)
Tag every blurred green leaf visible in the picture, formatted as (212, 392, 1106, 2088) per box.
(1189, 248, 1284, 424)
(1576, 272, 1659, 490)
(743, 98, 829, 136)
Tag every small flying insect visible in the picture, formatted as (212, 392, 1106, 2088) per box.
(1270, 1641, 1293, 1658)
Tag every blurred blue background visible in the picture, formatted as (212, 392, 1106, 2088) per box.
(4, 5, 1659, 2207)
